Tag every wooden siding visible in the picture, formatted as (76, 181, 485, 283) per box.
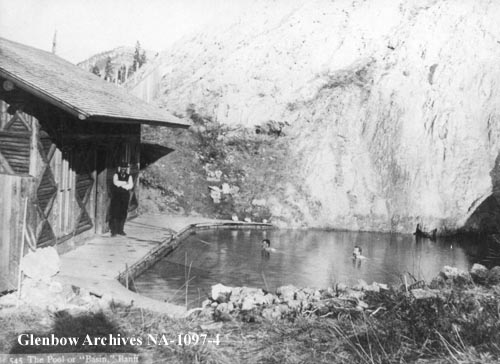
(0, 100, 32, 174)
(0, 133, 30, 173)
(74, 147, 95, 234)
(1, 88, 142, 249)
(0, 174, 35, 292)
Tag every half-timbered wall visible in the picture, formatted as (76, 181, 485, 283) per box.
(0, 93, 37, 292)
(0, 174, 35, 292)
(0, 87, 141, 252)
(0, 97, 33, 174)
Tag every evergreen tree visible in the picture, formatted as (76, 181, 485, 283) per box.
(140, 50, 147, 67)
(104, 57, 113, 81)
(91, 65, 101, 77)
(119, 65, 127, 83)
(133, 41, 146, 71)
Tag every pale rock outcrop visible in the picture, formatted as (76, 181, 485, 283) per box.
(133, 0, 500, 232)
(20, 247, 60, 281)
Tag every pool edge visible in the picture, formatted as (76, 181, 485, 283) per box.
(115, 220, 274, 315)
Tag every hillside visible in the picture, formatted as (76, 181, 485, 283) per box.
(135, 0, 500, 233)
(78, 46, 156, 84)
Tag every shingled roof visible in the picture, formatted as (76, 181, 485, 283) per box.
(0, 37, 190, 128)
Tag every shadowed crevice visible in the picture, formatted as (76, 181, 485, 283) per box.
(463, 152, 500, 234)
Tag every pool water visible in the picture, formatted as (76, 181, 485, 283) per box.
(133, 229, 499, 308)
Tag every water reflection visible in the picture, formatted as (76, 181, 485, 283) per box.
(133, 229, 499, 308)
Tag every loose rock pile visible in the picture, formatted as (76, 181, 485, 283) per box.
(431, 263, 500, 288)
(197, 280, 389, 322)
(196, 264, 500, 322)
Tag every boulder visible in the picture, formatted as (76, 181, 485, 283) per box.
(20, 247, 60, 281)
(241, 297, 256, 311)
(487, 266, 500, 285)
(278, 303, 291, 315)
(344, 289, 365, 300)
(263, 293, 275, 305)
(411, 288, 439, 300)
(230, 286, 264, 307)
(214, 310, 232, 322)
(201, 299, 212, 307)
(229, 287, 243, 303)
(252, 292, 268, 305)
(364, 283, 380, 293)
(373, 282, 388, 290)
(262, 307, 281, 320)
(198, 308, 216, 321)
(277, 285, 297, 302)
(439, 266, 472, 286)
(324, 286, 336, 297)
(429, 276, 446, 289)
(314, 302, 330, 316)
(206, 168, 223, 182)
(237, 287, 268, 310)
(356, 300, 369, 310)
(352, 279, 368, 291)
(211, 283, 232, 302)
(221, 183, 231, 194)
(20, 278, 67, 307)
(470, 263, 489, 284)
(300, 300, 313, 311)
(209, 186, 221, 204)
(216, 302, 234, 315)
(295, 290, 308, 302)
(287, 299, 301, 310)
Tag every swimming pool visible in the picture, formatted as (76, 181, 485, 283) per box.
(133, 228, 498, 308)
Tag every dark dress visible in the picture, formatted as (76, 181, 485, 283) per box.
(109, 172, 131, 235)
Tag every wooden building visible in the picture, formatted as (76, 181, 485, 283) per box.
(0, 37, 189, 292)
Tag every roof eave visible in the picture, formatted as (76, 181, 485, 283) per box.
(87, 115, 191, 128)
(0, 68, 90, 120)
(0, 68, 190, 128)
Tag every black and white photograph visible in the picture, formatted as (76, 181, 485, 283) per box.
(0, 0, 499, 363)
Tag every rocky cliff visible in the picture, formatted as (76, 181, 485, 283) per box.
(137, 0, 500, 233)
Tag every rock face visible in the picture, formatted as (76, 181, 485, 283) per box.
(135, 0, 500, 232)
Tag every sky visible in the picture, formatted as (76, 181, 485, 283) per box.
(0, 0, 248, 63)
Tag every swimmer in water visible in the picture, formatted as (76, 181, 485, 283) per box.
(352, 245, 366, 259)
(261, 239, 276, 252)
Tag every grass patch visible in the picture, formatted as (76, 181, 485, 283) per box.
(2, 281, 499, 363)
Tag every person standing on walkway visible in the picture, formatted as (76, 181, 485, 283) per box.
(109, 162, 134, 236)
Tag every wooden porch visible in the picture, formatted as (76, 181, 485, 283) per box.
(55, 214, 272, 315)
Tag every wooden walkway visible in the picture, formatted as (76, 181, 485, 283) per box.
(57, 214, 272, 316)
